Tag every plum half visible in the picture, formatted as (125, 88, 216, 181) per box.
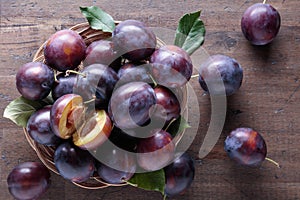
(50, 94, 85, 139)
(73, 110, 112, 150)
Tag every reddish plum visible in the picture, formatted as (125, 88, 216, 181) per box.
(44, 29, 86, 71)
(241, 3, 281, 45)
(137, 129, 175, 171)
(150, 45, 193, 88)
(224, 127, 267, 166)
(83, 39, 121, 71)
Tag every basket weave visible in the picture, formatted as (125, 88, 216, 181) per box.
(24, 22, 188, 189)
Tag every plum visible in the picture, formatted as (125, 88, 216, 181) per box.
(16, 62, 54, 101)
(117, 62, 153, 87)
(27, 106, 62, 146)
(95, 145, 136, 184)
(7, 162, 50, 200)
(150, 45, 193, 88)
(108, 81, 156, 131)
(152, 85, 181, 126)
(224, 127, 267, 166)
(54, 141, 95, 183)
(164, 152, 195, 197)
(83, 39, 121, 71)
(74, 64, 119, 109)
(198, 54, 243, 96)
(137, 129, 175, 171)
(113, 20, 156, 61)
(241, 3, 281, 45)
(52, 73, 77, 101)
(44, 29, 86, 71)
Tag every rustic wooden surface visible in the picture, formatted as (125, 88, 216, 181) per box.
(1, 0, 300, 199)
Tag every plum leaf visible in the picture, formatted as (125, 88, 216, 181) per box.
(174, 11, 206, 55)
(166, 116, 191, 138)
(128, 169, 165, 195)
(3, 96, 53, 127)
(80, 6, 115, 33)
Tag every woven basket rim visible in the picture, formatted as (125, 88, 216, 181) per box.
(25, 21, 188, 189)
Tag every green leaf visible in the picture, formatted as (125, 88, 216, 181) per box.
(174, 10, 206, 55)
(128, 169, 165, 195)
(3, 96, 53, 127)
(166, 116, 191, 138)
(80, 6, 115, 33)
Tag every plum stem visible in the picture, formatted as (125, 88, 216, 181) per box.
(263, 0, 267, 4)
(125, 180, 138, 187)
(164, 118, 177, 131)
(148, 73, 158, 87)
(163, 194, 167, 200)
(265, 157, 280, 168)
(191, 74, 199, 79)
(84, 98, 95, 105)
(65, 70, 86, 78)
(54, 70, 59, 83)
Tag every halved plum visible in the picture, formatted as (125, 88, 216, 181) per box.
(50, 94, 85, 139)
(73, 110, 112, 150)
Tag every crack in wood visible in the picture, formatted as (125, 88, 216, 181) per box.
(286, 84, 300, 103)
(0, 23, 37, 28)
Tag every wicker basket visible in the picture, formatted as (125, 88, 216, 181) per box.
(24, 22, 188, 189)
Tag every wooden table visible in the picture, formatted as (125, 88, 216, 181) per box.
(1, 0, 300, 199)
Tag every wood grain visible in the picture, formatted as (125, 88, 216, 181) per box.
(1, 0, 300, 199)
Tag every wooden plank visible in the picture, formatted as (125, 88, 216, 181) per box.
(1, 0, 300, 199)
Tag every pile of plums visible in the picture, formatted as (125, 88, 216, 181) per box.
(7, 1, 282, 199)
(11, 19, 195, 199)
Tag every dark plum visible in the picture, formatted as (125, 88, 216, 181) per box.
(137, 129, 175, 171)
(96, 163, 135, 184)
(7, 162, 50, 200)
(44, 29, 86, 71)
(27, 106, 62, 146)
(198, 54, 243, 96)
(74, 64, 119, 109)
(54, 141, 95, 183)
(152, 85, 181, 126)
(16, 62, 54, 101)
(83, 39, 121, 71)
(95, 145, 136, 184)
(241, 3, 281, 45)
(164, 152, 195, 197)
(52, 73, 76, 101)
(224, 127, 267, 166)
(117, 62, 153, 87)
(108, 81, 156, 131)
(108, 127, 138, 152)
(150, 45, 193, 88)
(113, 20, 156, 61)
